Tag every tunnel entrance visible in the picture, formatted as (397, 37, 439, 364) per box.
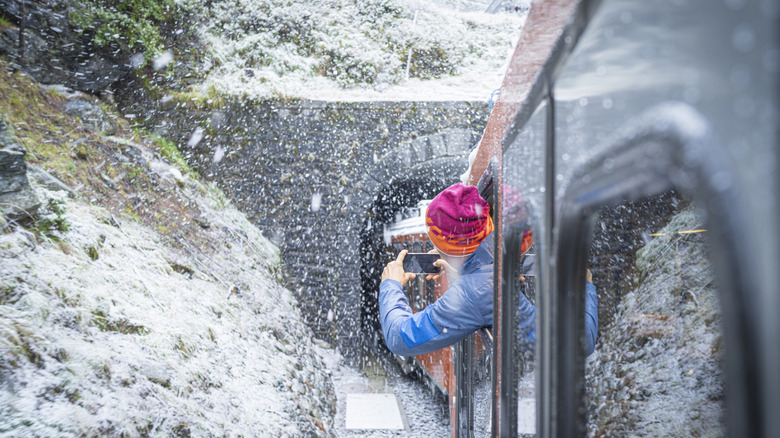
(359, 176, 457, 357)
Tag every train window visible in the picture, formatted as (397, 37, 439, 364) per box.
(584, 193, 726, 436)
(472, 334, 493, 438)
(505, 221, 537, 437)
(412, 241, 425, 310)
(423, 241, 435, 306)
(492, 176, 540, 437)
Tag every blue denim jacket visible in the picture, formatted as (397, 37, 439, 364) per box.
(379, 233, 598, 356)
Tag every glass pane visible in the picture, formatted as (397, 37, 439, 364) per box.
(585, 192, 725, 436)
(412, 241, 425, 309)
(515, 234, 537, 437)
(473, 329, 493, 438)
(503, 100, 546, 437)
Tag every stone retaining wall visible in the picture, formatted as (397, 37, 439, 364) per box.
(146, 99, 489, 358)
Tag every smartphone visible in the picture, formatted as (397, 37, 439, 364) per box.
(403, 253, 442, 274)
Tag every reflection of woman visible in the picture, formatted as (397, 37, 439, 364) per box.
(517, 268, 598, 354)
(504, 183, 598, 354)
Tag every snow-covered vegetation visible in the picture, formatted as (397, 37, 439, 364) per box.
(0, 63, 336, 436)
(0, 0, 529, 434)
(1, 183, 335, 436)
(179, 0, 526, 100)
(586, 206, 725, 436)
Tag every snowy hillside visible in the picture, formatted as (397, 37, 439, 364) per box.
(1, 183, 335, 436)
(0, 63, 336, 436)
(181, 0, 528, 101)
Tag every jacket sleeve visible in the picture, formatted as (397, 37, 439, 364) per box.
(379, 279, 435, 356)
(584, 281, 599, 356)
(517, 290, 537, 353)
(516, 281, 598, 356)
(379, 279, 482, 357)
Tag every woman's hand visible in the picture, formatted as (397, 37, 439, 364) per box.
(425, 249, 457, 281)
(382, 249, 416, 286)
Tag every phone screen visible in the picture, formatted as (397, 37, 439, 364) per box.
(403, 253, 442, 274)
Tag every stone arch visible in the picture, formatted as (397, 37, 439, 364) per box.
(153, 99, 489, 361)
(334, 128, 478, 359)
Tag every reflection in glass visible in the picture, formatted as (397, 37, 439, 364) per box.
(473, 330, 493, 438)
(585, 194, 725, 436)
(516, 245, 537, 438)
(503, 186, 537, 437)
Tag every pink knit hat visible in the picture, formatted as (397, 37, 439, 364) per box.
(425, 183, 494, 256)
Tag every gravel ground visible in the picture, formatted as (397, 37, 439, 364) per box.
(314, 342, 451, 437)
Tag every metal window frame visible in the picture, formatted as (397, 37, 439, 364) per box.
(541, 102, 762, 437)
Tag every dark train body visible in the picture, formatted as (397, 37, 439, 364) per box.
(381, 0, 779, 436)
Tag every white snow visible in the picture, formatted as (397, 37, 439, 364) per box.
(345, 393, 405, 430)
(213, 145, 225, 163)
(186, 127, 204, 148)
(311, 193, 323, 212)
(152, 50, 174, 70)
(0, 171, 335, 435)
(0, 1, 534, 435)
(182, 0, 528, 102)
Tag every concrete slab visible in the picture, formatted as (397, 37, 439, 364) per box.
(345, 393, 406, 430)
(517, 398, 536, 434)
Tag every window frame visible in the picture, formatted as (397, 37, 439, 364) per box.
(540, 102, 761, 437)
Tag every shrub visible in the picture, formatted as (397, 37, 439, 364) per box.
(69, 0, 180, 61)
(151, 135, 195, 176)
(35, 198, 70, 239)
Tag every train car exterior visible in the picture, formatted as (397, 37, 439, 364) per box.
(384, 201, 453, 395)
(450, 0, 779, 437)
(384, 202, 492, 430)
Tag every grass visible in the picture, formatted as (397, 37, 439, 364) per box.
(168, 85, 226, 109)
(0, 64, 90, 178)
(68, 0, 178, 61)
(34, 198, 71, 240)
(150, 134, 197, 177)
(122, 206, 142, 223)
(0, 55, 205, 247)
(0, 15, 13, 30)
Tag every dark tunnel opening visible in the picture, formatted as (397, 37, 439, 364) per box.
(359, 177, 457, 357)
